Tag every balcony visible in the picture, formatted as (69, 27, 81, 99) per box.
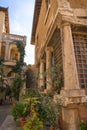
(2, 33, 26, 46)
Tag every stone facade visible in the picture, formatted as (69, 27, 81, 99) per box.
(31, 0, 87, 130)
(0, 7, 26, 100)
(0, 7, 26, 66)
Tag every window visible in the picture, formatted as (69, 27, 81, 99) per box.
(73, 33, 87, 88)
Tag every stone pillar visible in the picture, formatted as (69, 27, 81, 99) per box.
(62, 107, 79, 130)
(0, 12, 5, 56)
(39, 59, 45, 88)
(60, 22, 86, 130)
(45, 47, 53, 91)
(61, 22, 79, 90)
(5, 42, 10, 60)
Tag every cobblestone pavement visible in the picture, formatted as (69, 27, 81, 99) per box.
(0, 104, 12, 126)
(0, 103, 21, 130)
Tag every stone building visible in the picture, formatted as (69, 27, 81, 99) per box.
(0, 6, 26, 100)
(31, 0, 87, 130)
(0, 7, 26, 65)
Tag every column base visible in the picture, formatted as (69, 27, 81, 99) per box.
(56, 89, 87, 130)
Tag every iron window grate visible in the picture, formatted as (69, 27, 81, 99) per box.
(73, 33, 87, 88)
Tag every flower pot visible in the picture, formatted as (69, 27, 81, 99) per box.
(20, 118, 26, 130)
(12, 101, 16, 106)
(50, 126, 55, 130)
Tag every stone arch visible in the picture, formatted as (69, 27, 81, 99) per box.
(9, 44, 20, 61)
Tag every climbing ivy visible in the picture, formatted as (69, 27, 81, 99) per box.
(15, 41, 25, 63)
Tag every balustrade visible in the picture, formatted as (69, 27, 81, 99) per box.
(2, 33, 26, 46)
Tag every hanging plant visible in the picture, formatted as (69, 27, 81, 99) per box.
(8, 40, 25, 75)
(15, 40, 25, 63)
(11, 76, 22, 100)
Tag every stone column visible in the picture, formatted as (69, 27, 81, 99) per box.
(5, 42, 10, 60)
(0, 12, 5, 56)
(59, 22, 86, 130)
(61, 22, 79, 90)
(45, 47, 53, 91)
(62, 107, 79, 130)
(39, 59, 45, 88)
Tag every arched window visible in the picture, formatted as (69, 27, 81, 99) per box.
(10, 47, 18, 60)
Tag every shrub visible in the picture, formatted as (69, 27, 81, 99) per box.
(12, 102, 29, 120)
(79, 120, 87, 130)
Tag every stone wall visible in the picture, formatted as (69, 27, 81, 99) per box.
(0, 11, 5, 56)
(32, 0, 87, 130)
(68, 0, 87, 9)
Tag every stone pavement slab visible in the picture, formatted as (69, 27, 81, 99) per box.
(0, 104, 12, 126)
(0, 115, 16, 130)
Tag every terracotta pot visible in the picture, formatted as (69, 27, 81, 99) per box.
(50, 126, 55, 130)
(20, 119, 26, 130)
(12, 101, 16, 106)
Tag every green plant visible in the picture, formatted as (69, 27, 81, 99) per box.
(12, 101, 29, 120)
(11, 61, 23, 74)
(24, 113, 44, 130)
(34, 91, 62, 128)
(24, 99, 44, 130)
(7, 41, 25, 76)
(50, 64, 63, 92)
(79, 120, 87, 130)
(19, 87, 63, 129)
(5, 86, 11, 96)
(11, 76, 22, 100)
(15, 40, 25, 63)
(46, 105, 56, 127)
(38, 64, 63, 93)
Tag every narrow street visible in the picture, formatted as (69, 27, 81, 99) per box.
(0, 104, 12, 126)
(0, 102, 22, 130)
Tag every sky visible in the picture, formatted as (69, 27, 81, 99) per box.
(0, 0, 35, 65)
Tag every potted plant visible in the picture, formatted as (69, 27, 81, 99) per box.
(11, 101, 29, 121)
(46, 105, 56, 130)
(42, 95, 56, 130)
(23, 98, 44, 130)
(37, 91, 62, 130)
(24, 109, 44, 130)
(11, 76, 22, 101)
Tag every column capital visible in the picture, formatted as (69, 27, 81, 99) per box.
(62, 21, 71, 27)
(45, 46, 54, 52)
